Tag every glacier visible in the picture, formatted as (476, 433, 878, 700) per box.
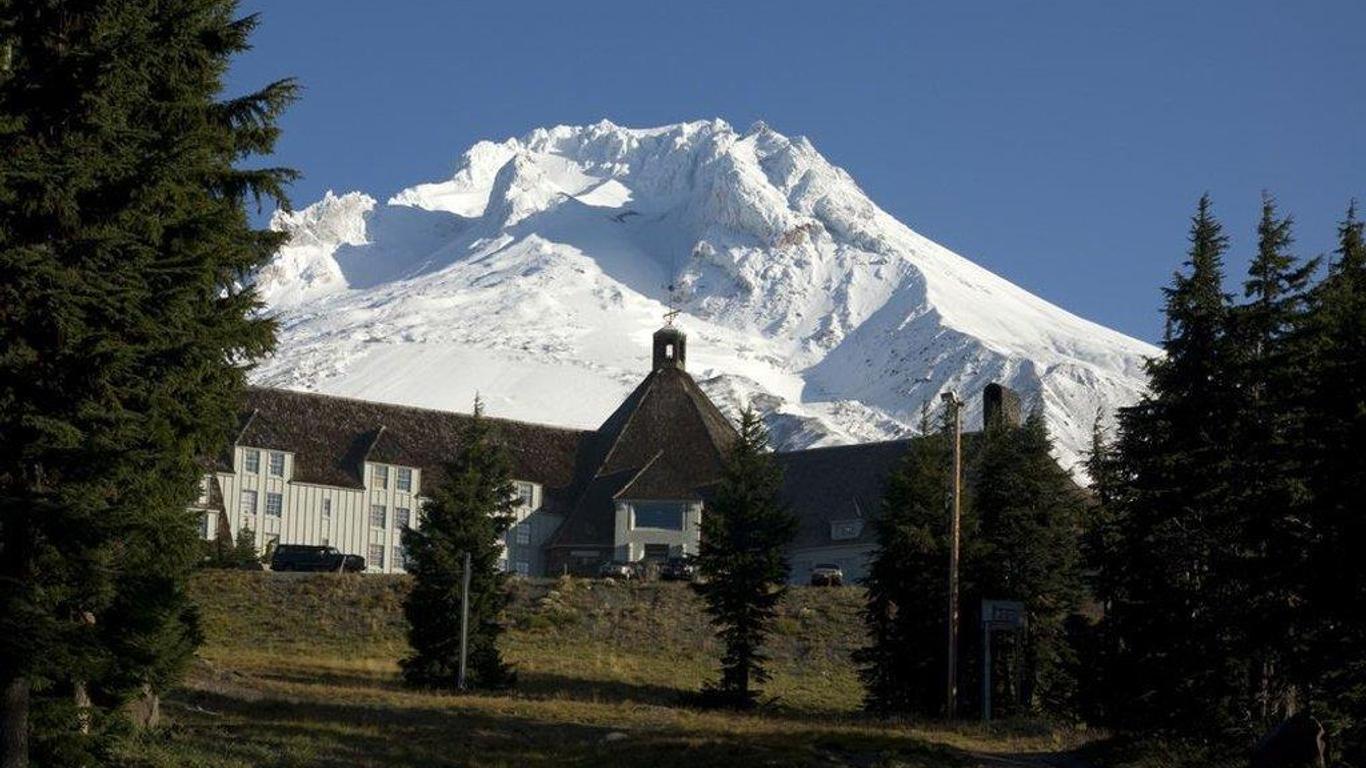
(253, 118, 1158, 476)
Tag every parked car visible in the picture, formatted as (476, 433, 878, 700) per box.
(597, 561, 635, 581)
(810, 563, 844, 587)
(270, 544, 366, 573)
(659, 556, 698, 582)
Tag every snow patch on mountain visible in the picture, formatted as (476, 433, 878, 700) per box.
(253, 119, 1157, 475)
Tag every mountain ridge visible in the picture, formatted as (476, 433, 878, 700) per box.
(252, 118, 1157, 475)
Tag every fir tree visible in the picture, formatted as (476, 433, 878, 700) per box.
(1302, 202, 1366, 764)
(1104, 194, 1246, 734)
(968, 409, 1085, 715)
(693, 409, 797, 709)
(856, 408, 956, 716)
(0, 3, 293, 765)
(401, 399, 516, 690)
(1228, 194, 1318, 728)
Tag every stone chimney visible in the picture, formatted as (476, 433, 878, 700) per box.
(983, 383, 1022, 428)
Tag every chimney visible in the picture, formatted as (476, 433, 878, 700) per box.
(983, 383, 1021, 428)
(652, 325, 686, 372)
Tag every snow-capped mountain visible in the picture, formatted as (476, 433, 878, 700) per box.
(254, 119, 1157, 475)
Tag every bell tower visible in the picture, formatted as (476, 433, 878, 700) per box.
(652, 322, 686, 372)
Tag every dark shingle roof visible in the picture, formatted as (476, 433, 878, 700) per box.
(547, 366, 738, 548)
(775, 439, 916, 550)
(235, 388, 591, 504)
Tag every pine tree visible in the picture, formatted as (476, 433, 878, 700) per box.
(1302, 202, 1366, 764)
(856, 409, 956, 716)
(1104, 194, 1246, 734)
(693, 409, 797, 709)
(401, 399, 516, 690)
(1227, 194, 1318, 728)
(968, 409, 1085, 715)
(0, 4, 293, 765)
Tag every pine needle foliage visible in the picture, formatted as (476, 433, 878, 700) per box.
(693, 409, 797, 709)
(401, 399, 517, 691)
(0, 2, 294, 765)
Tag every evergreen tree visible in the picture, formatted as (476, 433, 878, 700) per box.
(968, 409, 1085, 715)
(1227, 194, 1318, 728)
(1104, 195, 1246, 735)
(693, 409, 797, 709)
(0, 3, 292, 765)
(856, 409, 956, 716)
(1302, 202, 1366, 765)
(401, 399, 516, 690)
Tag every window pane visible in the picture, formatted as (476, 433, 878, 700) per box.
(239, 490, 257, 514)
(370, 505, 387, 528)
(269, 452, 285, 476)
(373, 465, 389, 488)
(397, 468, 412, 492)
(396, 507, 411, 529)
(515, 525, 531, 545)
(516, 482, 534, 508)
(632, 501, 685, 530)
(266, 493, 283, 517)
(244, 450, 260, 473)
(368, 544, 384, 569)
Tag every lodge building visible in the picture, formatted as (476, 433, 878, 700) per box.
(194, 323, 1021, 583)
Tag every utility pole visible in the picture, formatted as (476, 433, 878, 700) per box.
(458, 551, 471, 691)
(941, 390, 963, 720)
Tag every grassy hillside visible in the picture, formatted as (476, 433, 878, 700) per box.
(120, 572, 1092, 768)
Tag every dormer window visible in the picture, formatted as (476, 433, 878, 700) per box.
(830, 520, 864, 541)
(630, 501, 686, 531)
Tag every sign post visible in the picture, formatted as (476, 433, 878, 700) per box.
(458, 551, 471, 691)
(941, 391, 964, 719)
(980, 599, 1026, 722)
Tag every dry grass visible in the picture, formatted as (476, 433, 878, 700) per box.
(116, 572, 1096, 767)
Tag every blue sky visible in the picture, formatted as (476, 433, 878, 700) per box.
(227, 1, 1365, 343)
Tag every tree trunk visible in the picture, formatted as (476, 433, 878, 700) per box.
(0, 674, 29, 768)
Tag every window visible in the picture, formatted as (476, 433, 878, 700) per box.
(373, 465, 389, 489)
(197, 477, 211, 505)
(643, 543, 670, 561)
(514, 524, 531, 546)
(265, 492, 283, 517)
(368, 544, 385, 569)
(370, 505, 387, 529)
(631, 501, 685, 531)
(269, 452, 285, 477)
(321, 497, 332, 520)
(395, 507, 411, 529)
(244, 450, 260, 474)
(830, 520, 863, 541)
(239, 490, 257, 515)
(392, 545, 405, 570)
(514, 561, 530, 576)
(515, 481, 534, 509)
(396, 467, 413, 492)
(199, 514, 211, 540)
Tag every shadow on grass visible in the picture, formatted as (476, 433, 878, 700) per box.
(148, 682, 971, 768)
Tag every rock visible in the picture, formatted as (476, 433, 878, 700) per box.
(601, 731, 629, 743)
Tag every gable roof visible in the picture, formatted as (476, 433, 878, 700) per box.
(233, 388, 591, 503)
(547, 366, 739, 549)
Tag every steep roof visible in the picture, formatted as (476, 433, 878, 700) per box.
(234, 388, 590, 504)
(775, 439, 916, 550)
(547, 366, 738, 549)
